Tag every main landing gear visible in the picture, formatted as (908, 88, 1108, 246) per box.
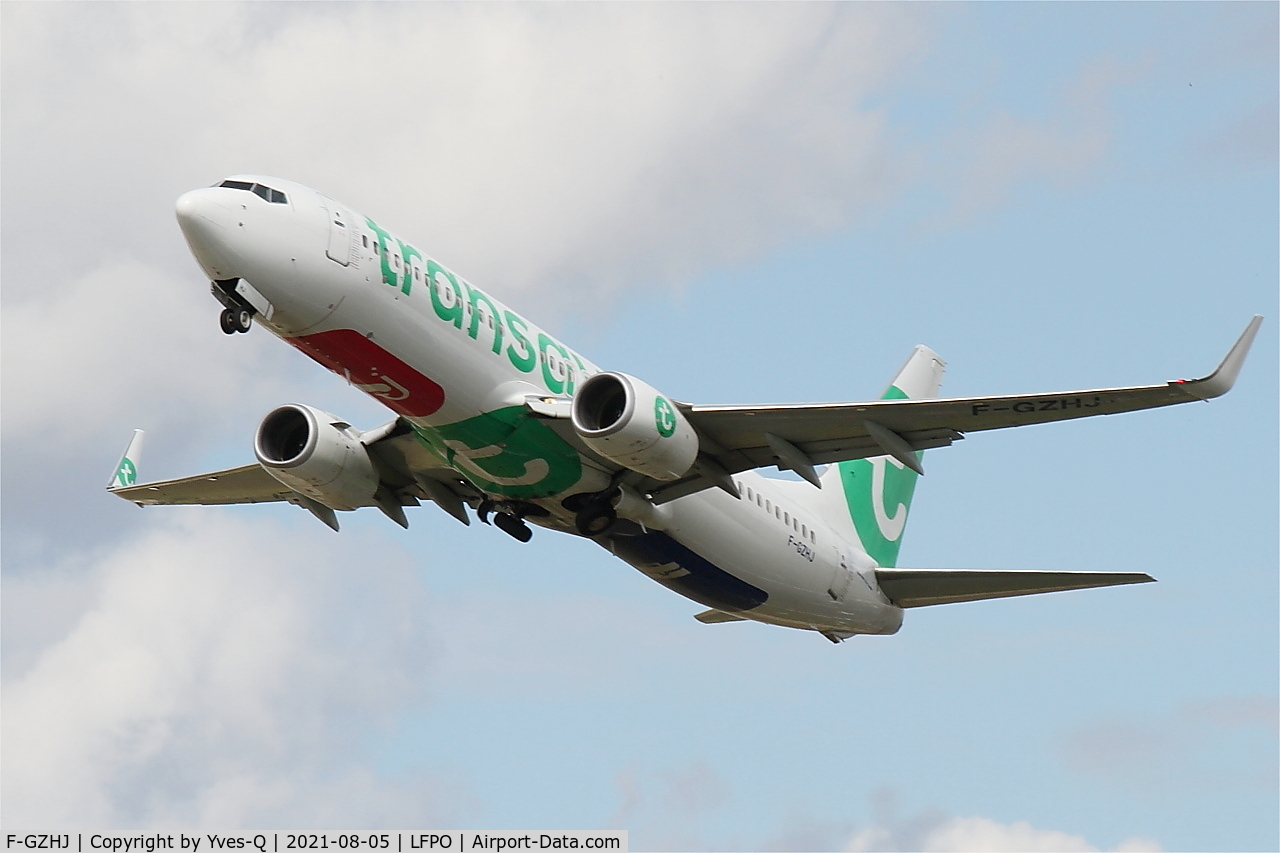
(477, 499, 537, 543)
(493, 512, 533, 543)
(219, 306, 253, 335)
(563, 488, 620, 537)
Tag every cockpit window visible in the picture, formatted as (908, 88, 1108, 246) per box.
(217, 179, 288, 204)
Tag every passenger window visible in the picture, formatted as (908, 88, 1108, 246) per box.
(765, 500, 772, 513)
(784, 511, 790, 526)
(363, 235, 369, 248)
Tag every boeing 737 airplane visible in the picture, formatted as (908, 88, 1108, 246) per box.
(108, 176, 1262, 642)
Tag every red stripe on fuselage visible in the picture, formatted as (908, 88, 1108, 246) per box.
(286, 329, 446, 417)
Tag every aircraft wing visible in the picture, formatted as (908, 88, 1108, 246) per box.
(107, 417, 482, 530)
(638, 316, 1261, 503)
(110, 463, 295, 506)
(874, 568, 1155, 608)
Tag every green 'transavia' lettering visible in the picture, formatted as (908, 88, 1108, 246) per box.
(538, 333, 571, 395)
(366, 218, 397, 290)
(427, 260, 464, 328)
(505, 312, 536, 372)
(397, 239, 422, 295)
(362, 216, 589, 395)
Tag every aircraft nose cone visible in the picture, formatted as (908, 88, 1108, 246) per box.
(176, 188, 239, 279)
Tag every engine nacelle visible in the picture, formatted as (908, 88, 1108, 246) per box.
(571, 372, 699, 481)
(254, 404, 379, 511)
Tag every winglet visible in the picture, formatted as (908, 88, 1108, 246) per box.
(107, 429, 145, 490)
(1175, 315, 1263, 400)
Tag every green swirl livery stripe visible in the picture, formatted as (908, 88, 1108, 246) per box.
(412, 406, 582, 499)
(839, 385, 921, 568)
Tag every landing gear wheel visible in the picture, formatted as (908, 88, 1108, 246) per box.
(575, 503, 618, 537)
(219, 308, 239, 335)
(494, 512, 533, 543)
(220, 307, 253, 334)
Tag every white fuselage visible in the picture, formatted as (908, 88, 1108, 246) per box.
(175, 176, 903, 637)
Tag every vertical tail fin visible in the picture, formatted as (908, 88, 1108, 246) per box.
(818, 346, 945, 567)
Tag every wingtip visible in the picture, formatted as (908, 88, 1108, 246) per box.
(107, 429, 146, 491)
(1178, 315, 1263, 400)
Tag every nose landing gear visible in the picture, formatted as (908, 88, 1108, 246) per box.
(211, 279, 255, 335)
(219, 306, 253, 335)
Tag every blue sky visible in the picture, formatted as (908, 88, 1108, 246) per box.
(3, 4, 1275, 851)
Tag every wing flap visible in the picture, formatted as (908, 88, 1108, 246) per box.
(875, 568, 1155, 608)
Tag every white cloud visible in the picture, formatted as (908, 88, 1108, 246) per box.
(920, 816, 1159, 852)
(1, 260, 283, 446)
(1, 512, 450, 828)
(2, 3, 928, 314)
(845, 813, 1161, 853)
(936, 54, 1150, 226)
(1063, 696, 1280, 788)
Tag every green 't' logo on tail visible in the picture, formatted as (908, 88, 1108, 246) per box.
(839, 386, 921, 568)
(114, 457, 138, 489)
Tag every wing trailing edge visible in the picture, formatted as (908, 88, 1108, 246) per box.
(874, 568, 1155, 608)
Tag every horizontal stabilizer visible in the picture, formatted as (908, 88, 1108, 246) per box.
(694, 609, 747, 624)
(875, 568, 1154, 608)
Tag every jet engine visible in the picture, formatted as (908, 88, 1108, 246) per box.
(254, 404, 379, 511)
(571, 372, 699, 480)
